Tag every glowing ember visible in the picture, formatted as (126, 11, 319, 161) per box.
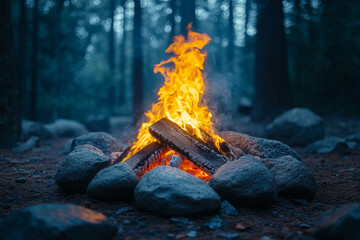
(124, 23, 224, 181)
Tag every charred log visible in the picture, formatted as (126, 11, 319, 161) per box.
(123, 142, 167, 177)
(149, 118, 230, 175)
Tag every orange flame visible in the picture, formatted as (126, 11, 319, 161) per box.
(124, 24, 224, 168)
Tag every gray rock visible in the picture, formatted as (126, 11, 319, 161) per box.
(203, 215, 222, 230)
(21, 120, 51, 141)
(12, 136, 39, 152)
(15, 177, 27, 183)
(0, 203, 116, 240)
(55, 148, 110, 193)
(209, 155, 277, 207)
(306, 137, 351, 154)
(266, 108, 324, 146)
(218, 232, 239, 240)
(262, 155, 316, 199)
(74, 144, 105, 156)
(310, 203, 360, 240)
(87, 163, 138, 202)
(45, 119, 88, 138)
(71, 132, 123, 155)
(134, 166, 221, 216)
(219, 131, 301, 161)
(219, 201, 239, 216)
(85, 115, 110, 132)
(346, 133, 360, 150)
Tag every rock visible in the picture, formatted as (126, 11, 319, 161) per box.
(12, 136, 39, 152)
(346, 133, 360, 150)
(26, 157, 43, 163)
(55, 148, 110, 193)
(115, 207, 133, 215)
(74, 144, 105, 156)
(15, 177, 27, 183)
(0, 203, 116, 240)
(186, 230, 198, 238)
(71, 132, 123, 155)
(45, 119, 88, 138)
(203, 215, 222, 230)
(306, 137, 351, 154)
(310, 203, 360, 240)
(219, 201, 239, 216)
(262, 155, 316, 200)
(219, 131, 301, 161)
(134, 166, 221, 216)
(85, 115, 110, 132)
(87, 163, 138, 202)
(265, 108, 324, 146)
(209, 155, 277, 207)
(21, 120, 51, 141)
(218, 232, 239, 240)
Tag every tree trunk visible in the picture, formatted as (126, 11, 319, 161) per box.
(180, 0, 196, 35)
(0, 0, 22, 148)
(18, 0, 27, 100)
(252, 0, 292, 121)
(30, 0, 39, 121)
(108, 0, 116, 114)
(133, 0, 143, 125)
(119, 0, 126, 105)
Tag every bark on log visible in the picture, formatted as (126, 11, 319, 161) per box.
(123, 142, 167, 176)
(149, 118, 230, 175)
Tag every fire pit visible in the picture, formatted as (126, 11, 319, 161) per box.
(55, 26, 316, 216)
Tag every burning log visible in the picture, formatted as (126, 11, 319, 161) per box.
(200, 128, 236, 160)
(149, 118, 230, 175)
(124, 142, 167, 177)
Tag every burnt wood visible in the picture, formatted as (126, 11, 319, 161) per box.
(123, 142, 167, 176)
(149, 118, 230, 175)
(112, 145, 131, 165)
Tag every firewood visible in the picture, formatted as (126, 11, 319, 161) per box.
(112, 145, 131, 164)
(149, 118, 230, 175)
(123, 142, 167, 176)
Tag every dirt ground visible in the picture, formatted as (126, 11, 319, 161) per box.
(0, 117, 359, 240)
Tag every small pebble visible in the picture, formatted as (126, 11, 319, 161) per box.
(235, 223, 246, 231)
(203, 215, 222, 230)
(297, 223, 311, 228)
(115, 207, 133, 215)
(186, 230, 197, 238)
(15, 177, 27, 183)
(218, 232, 239, 240)
(117, 227, 124, 234)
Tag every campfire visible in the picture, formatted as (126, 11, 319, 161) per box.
(114, 24, 234, 181)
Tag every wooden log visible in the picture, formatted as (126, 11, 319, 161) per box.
(200, 129, 236, 160)
(149, 118, 230, 175)
(123, 142, 167, 176)
(112, 145, 131, 164)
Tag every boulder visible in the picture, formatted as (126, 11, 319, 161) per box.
(84, 115, 110, 132)
(134, 166, 221, 216)
(262, 155, 316, 199)
(71, 132, 123, 155)
(219, 201, 239, 216)
(306, 137, 351, 154)
(87, 163, 139, 202)
(21, 120, 51, 141)
(209, 155, 277, 207)
(0, 203, 116, 240)
(219, 131, 301, 161)
(346, 133, 360, 150)
(265, 108, 324, 146)
(12, 136, 39, 153)
(45, 119, 88, 138)
(310, 203, 360, 240)
(55, 148, 110, 193)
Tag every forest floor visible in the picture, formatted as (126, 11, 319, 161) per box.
(0, 116, 359, 240)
